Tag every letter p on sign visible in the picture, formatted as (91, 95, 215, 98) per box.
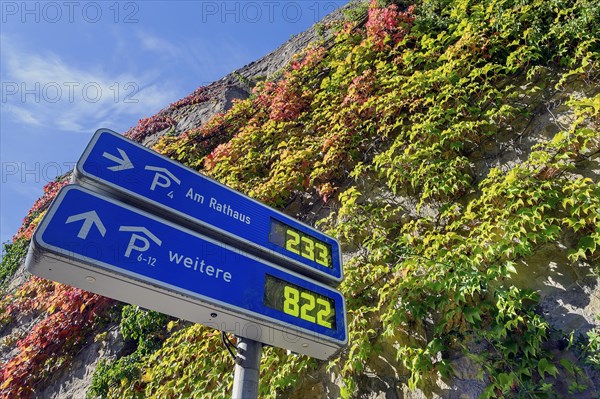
(119, 226, 162, 258)
(145, 166, 181, 191)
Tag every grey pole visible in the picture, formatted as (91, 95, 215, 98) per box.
(232, 337, 262, 399)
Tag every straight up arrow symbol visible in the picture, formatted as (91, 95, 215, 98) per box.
(66, 211, 107, 239)
(102, 148, 134, 171)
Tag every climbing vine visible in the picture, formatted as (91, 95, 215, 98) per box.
(0, 239, 28, 290)
(151, 0, 599, 396)
(0, 277, 113, 398)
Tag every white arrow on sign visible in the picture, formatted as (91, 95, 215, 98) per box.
(103, 148, 133, 171)
(66, 211, 107, 239)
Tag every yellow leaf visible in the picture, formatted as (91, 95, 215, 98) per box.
(142, 371, 153, 383)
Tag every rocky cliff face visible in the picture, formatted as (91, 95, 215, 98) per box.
(136, 4, 351, 148)
(1, 1, 598, 398)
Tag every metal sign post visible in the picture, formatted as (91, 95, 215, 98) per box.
(232, 337, 262, 399)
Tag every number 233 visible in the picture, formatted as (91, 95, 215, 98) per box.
(285, 230, 329, 267)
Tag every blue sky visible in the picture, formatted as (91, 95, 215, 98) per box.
(0, 0, 350, 248)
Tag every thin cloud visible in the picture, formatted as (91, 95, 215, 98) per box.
(2, 104, 42, 126)
(1, 35, 178, 133)
(136, 30, 181, 58)
(134, 28, 253, 82)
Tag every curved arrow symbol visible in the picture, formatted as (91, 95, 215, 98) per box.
(66, 211, 107, 239)
(118, 226, 162, 245)
(103, 148, 133, 171)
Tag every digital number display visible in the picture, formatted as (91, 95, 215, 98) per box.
(264, 274, 336, 329)
(269, 219, 332, 268)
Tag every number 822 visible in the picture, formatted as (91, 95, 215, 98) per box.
(283, 286, 332, 328)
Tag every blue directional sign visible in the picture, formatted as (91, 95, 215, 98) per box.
(73, 129, 342, 284)
(26, 185, 347, 360)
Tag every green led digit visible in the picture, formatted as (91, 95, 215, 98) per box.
(314, 242, 329, 267)
(301, 236, 315, 261)
(300, 292, 316, 323)
(286, 230, 301, 255)
(283, 286, 300, 317)
(316, 298, 333, 328)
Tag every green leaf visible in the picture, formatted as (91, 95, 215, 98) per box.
(497, 372, 512, 389)
(559, 358, 575, 374)
(577, 236, 597, 253)
(481, 383, 498, 399)
(505, 261, 517, 275)
(463, 307, 482, 324)
(538, 358, 559, 378)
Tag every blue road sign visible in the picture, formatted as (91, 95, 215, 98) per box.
(73, 129, 342, 285)
(26, 185, 347, 359)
